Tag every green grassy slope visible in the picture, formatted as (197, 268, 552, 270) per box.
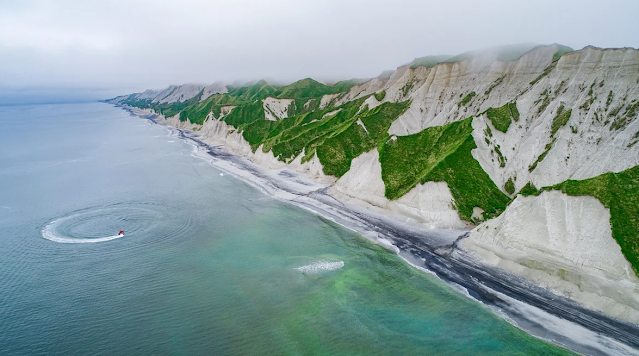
(179, 94, 243, 124)
(220, 94, 410, 178)
(226, 80, 278, 102)
(119, 81, 278, 123)
(485, 102, 519, 133)
(273, 78, 358, 102)
(552, 44, 574, 62)
(316, 101, 411, 176)
(121, 84, 511, 224)
(379, 118, 510, 221)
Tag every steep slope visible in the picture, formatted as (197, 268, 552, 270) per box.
(200, 81, 228, 101)
(379, 117, 510, 222)
(462, 190, 639, 323)
(116, 84, 206, 104)
(110, 43, 639, 323)
(472, 46, 639, 193)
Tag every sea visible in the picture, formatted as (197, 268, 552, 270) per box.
(0, 103, 575, 355)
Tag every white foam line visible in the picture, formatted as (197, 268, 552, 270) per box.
(41, 211, 125, 244)
(296, 260, 345, 274)
(42, 232, 124, 244)
(494, 289, 639, 356)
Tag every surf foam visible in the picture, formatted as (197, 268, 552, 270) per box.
(296, 260, 345, 274)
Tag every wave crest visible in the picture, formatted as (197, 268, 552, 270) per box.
(296, 260, 344, 274)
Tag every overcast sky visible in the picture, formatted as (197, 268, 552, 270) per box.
(1, 0, 638, 104)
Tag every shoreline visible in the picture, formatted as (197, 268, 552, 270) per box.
(123, 105, 639, 356)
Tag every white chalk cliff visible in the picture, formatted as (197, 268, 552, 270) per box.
(112, 44, 639, 324)
(461, 191, 639, 323)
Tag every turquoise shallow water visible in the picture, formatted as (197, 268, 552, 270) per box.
(0, 103, 573, 355)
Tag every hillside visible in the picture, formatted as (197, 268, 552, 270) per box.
(108, 43, 639, 324)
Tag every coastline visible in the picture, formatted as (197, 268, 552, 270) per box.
(122, 105, 639, 356)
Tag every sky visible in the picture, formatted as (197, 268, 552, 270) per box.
(1, 0, 638, 104)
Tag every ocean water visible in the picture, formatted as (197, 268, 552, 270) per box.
(0, 103, 574, 355)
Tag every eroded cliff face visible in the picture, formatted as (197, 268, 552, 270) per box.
(200, 82, 228, 101)
(471, 47, 639, 194)
(329, 150, 466, 229)
(140, 84, 207, 103)
(329, 46, 639, 196)
(114, 44, 639, 323)
(461, 191, 639, 323)
(360, 45, 639, 323)
(262, 97, 294, 121)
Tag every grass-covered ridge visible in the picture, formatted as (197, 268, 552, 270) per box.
(379, 118, 510, 221)
(119, 78, 360, 125)
(552, 44, 574, 62)
(527, 165, 639, 276)
(176, 93, 243, 125)
(273, 78, 345, 100)
(132, 82, 510, 223)
(227, 80, 278, 102)
(409, 55, 452, 69)
(316, 101, 411, 176)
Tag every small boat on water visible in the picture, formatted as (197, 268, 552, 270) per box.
(118, 230, 124, 236)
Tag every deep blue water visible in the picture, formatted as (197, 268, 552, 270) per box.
(0, 103, 572, 355)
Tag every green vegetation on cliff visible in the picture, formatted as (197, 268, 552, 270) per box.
(528, 103, 572, 172)
(460, 92, 476, 106)
(273, 78, 345, 100)
(514, 166, 639, 276)
(504, 178, 515, 195)
(551, 104, 572, 136)
(552, 44, 574, 62)
(220, 94, 411, 177)
(317, 101, 411, 176)
(485, 102, 519, 133)
(518, 182, 539, 196)
(379, 118, 510, 221)
(120, 78, 360, 125)
(227, 80, 278, 102)
(178, 94, 242, 125)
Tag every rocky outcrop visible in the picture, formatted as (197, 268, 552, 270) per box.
(262, 97, 294, 121)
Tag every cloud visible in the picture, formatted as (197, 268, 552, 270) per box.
(1, 0, 638, 103)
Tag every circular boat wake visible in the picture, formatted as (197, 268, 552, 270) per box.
(41, 204, 162, 244)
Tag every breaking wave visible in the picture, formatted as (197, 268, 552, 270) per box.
(296, 260, 344, 274)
